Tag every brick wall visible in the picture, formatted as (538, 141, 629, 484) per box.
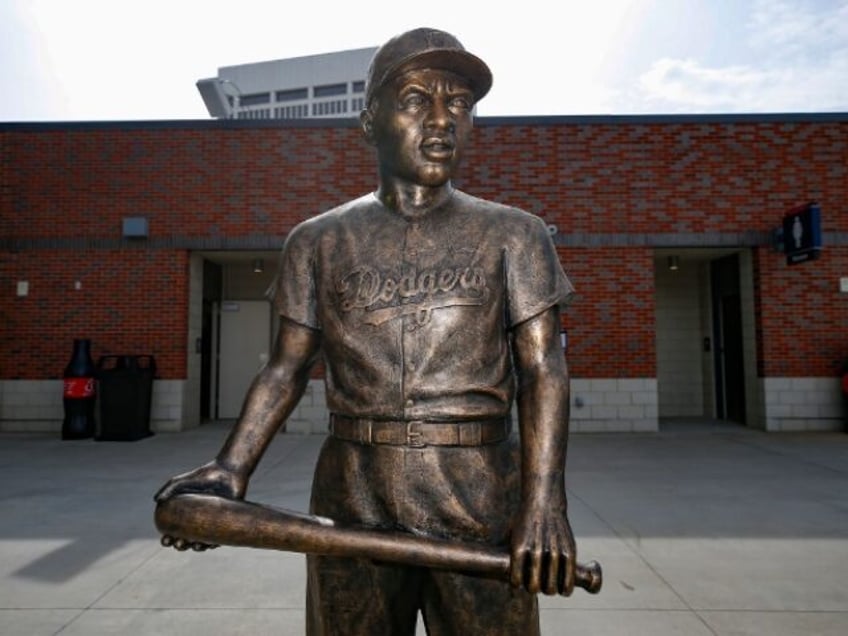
(0, 249, 187, 378)
(465, 120, 848, 235)
(755, 245, 848, 378)
(559, 247, 656, 379)
(2, 116, 847, 384)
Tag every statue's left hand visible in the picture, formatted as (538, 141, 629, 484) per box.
(509, 497, 576, 596)
(159, 533, 219, 552)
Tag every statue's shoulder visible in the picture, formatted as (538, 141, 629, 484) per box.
(287, 194, 377, 241)
(300, 193, 375, 227)
(452, 190, 547, 230)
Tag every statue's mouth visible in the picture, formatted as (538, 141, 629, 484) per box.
(421, 137, 454, 159)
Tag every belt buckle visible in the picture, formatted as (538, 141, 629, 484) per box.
(406, 421, 426, 448)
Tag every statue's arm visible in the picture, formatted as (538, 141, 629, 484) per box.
(155, 316, 321, 502)
(509, 305, 576, 596)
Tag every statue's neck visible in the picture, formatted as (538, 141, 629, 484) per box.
(376, 182, 454, 220)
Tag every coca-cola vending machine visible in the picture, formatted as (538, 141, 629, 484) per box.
(62, 338, 96, 439)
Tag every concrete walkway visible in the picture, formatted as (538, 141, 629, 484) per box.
(1, 421, 847, 635)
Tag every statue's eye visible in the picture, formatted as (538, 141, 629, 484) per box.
(401, 93, 426, 109)
(450, 96, 472, 111)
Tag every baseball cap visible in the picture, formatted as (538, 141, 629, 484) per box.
(365, 28, 493, 107)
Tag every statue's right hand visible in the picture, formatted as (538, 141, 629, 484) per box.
(153, 460, 246, 503)
(154, 461, 246, 553)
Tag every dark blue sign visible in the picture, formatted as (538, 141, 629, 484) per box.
(782, 202, 822, 265)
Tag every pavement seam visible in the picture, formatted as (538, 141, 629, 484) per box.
(50, 544, 164, 635)
(722, 433, 848, 476)
(567, 487, 720, 635)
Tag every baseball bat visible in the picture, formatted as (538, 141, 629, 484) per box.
(154, 493, 602, 595)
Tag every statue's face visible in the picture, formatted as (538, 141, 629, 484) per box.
(365, 68, 474, 188)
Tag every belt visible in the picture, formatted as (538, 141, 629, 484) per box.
(329, 413, 511, 448)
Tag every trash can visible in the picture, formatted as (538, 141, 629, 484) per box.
(841, 358, 848, 431)
(96, 355, 156, 441)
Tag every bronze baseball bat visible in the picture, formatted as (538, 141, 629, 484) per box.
(155, 493, 602, 595)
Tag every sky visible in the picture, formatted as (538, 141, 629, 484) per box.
(1, 0, 846, 121)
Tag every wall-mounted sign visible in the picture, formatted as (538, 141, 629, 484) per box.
(782, 202, 822, 265)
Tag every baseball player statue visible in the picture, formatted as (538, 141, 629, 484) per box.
(155, 27, 600, 635)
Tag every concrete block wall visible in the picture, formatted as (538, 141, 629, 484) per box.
(0, 380, 63, 431)
(149, 380, 190, 433)
(0, 378, 189, 433)
(569, 378, 659, 432)
(279, 377, 659, 434)
(284, 379, 329, 434)
(12, 374, 841, 435)
(759, 377, 846, 432)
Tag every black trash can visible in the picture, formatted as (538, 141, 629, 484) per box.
(96, 355, 156, 441)
(841, 358, 848, 431)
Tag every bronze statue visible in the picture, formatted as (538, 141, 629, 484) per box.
(155, 27, 601, 635)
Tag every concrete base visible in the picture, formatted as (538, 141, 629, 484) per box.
(275, 377, 661, 434)
(4, 375, 846, 435)
(758, 377, 847, 432)
(0, 379, 198, 434)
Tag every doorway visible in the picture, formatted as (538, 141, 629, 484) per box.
(217, 300, 273, 419)
(197, 251, 278, 421)
(654, 248, 752, 426)
(200, 261, 222, 421)
(711, 254, 746, 423)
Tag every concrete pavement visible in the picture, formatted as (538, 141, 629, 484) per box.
(1, 420, 847, 635)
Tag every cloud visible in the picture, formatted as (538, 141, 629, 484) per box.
(631, 0, 848, 113)
(639, 59, 773, 108)
(749, 0, 848, 55)
(636, 55, 848, 112)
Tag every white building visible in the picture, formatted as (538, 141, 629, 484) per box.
(197, 47, 378, 120)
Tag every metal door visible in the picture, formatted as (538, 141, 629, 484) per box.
(216, 300, 272, 419)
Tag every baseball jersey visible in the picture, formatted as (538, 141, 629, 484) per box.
(270, 189, 574, 422)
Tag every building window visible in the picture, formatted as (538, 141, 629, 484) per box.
(240, 92, 271, 107)
(277, 104, 309, 119)
(351, 97, 364, 112)
(352, 80, 365, 93)
(314, 83, 347, 98)
(276, 87, 308, 102)
(312, 100, 350, 117)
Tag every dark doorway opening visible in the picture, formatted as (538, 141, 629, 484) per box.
(710, 254, 746, 423)
(200, 260, 222, 421)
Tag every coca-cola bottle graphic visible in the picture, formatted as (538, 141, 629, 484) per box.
(62, 338, 96, 440)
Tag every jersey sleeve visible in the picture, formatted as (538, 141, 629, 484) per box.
(267, 221, 320, 330)
(505, 214, 575, 328)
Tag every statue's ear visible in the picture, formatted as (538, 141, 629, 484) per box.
(360, 109, 376, 146)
